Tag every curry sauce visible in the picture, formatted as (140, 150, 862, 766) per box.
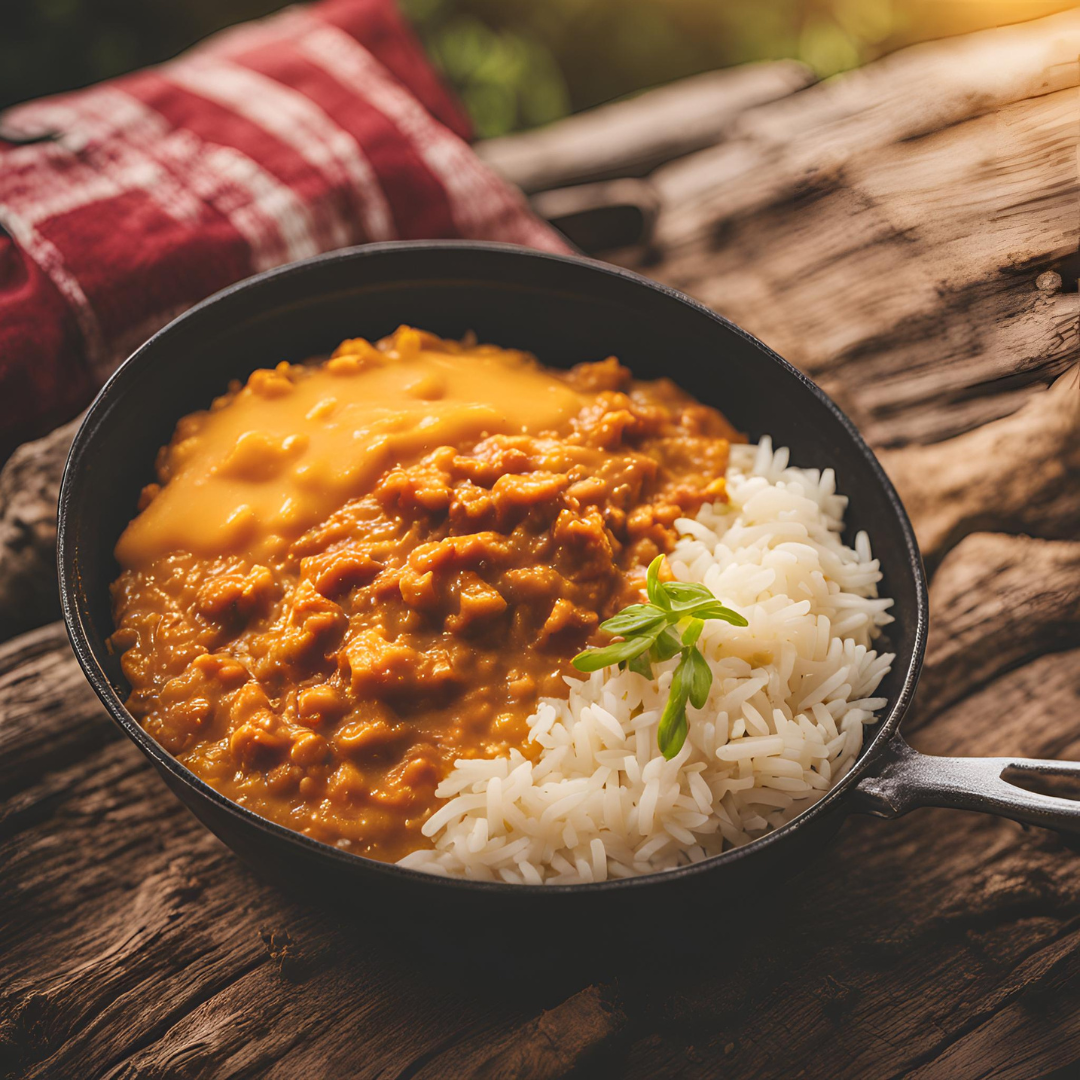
(110, 328, 738, 861)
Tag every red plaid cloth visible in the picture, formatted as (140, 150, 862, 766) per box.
(0, 0, 567, 457)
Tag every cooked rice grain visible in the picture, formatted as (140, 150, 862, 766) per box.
(397, 439, 895, 883)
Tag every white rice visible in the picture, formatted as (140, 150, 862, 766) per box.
(397, 438, 895, 884)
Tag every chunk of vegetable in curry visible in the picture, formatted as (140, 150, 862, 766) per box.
(110, 327, 739, 862)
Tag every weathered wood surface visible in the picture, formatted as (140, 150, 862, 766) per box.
(3, 531, 1080, 1079)
(2, 9, 1079, 1079)
(0, 416, 77, 642)
(478, 60, 814, 194)
(495, 9, 1080, 450)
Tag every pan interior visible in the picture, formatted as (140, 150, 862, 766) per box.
(59, 243, 926, 890)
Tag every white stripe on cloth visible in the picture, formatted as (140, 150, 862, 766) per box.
(166, 56, 396, 245)
(2, 84, 322, 276)
(0, 203, 106, 376)
(0, 139, 127, 229)
(294, 21, 565, 251)
(188, 3, 560, 250)
(0, 82, 325, 375)
(152, 130, 323, 270)
(3, 87, 209, 229)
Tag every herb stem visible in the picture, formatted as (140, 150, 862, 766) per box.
(572, 555, 748, 758)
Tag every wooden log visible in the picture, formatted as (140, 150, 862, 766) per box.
(620, 646, 1080, 1080)
(632, 46, 1080, 446)
(482, 10, 1080, 447)
(0, 628, 559, 1080)
(881, 364, 1080, 560)
(913, 532, 1080, 726)
(0, 416, 78, 642)
(530, 177, 661, 254)
(476, 61, 813, 194)
(649, 9, 1080, 232)
(914, 647, 1080, 761)
(3, 528, 1080, 1078)
(466, 986, 626, 1080)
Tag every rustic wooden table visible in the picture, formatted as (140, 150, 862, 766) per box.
(2, 10, 1079, 1078)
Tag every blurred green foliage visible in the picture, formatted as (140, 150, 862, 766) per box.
(406, 0, 1080, 136)
(402, 0, 896, 137)
(2, 1, 1077, 137)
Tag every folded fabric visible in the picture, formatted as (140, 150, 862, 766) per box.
(0, 0, 567, 459)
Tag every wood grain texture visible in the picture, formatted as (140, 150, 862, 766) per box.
(881, 364, 1080, 561)
(3, 9, 1080, 1079)
(913, 532, 1080, 726)
(0, 416, 78, 642)
(3, 532, 1080, 1079)
(476, 60, 813, 193)
(631, 53, 1080, 447)
(486, 12, 1080, 448)
(0, 630, 573, 1080)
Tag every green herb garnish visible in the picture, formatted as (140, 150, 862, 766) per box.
(572, 555, 748, 760)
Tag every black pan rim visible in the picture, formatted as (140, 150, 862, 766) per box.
(57, 239, 930, 897)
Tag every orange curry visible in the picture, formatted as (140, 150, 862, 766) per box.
(110, 327, 738, 861)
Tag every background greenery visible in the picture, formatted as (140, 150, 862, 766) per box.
(2, 1, 1075, 137)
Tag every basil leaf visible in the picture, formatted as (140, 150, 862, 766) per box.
(690, 603, 748, 627)
(661, 581, 714, 608)
(671, 647, 694, 701)
(573, 565, 745, 757)
(646, 555, 669, 609)
(663, 584, 748, 618)
(658, 676, 689, 759)
(572, 635, 653, 672)
(687, 647, 713, 710)
(650, 628, 682, 662)
(600, 604, 668, 637)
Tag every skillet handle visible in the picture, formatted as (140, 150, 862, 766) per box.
(853, 735, 1080, 836)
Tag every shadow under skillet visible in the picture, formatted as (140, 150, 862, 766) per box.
(250, 820, 833, 987)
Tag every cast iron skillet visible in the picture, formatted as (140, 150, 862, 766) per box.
(57, 241, 1080, 916)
